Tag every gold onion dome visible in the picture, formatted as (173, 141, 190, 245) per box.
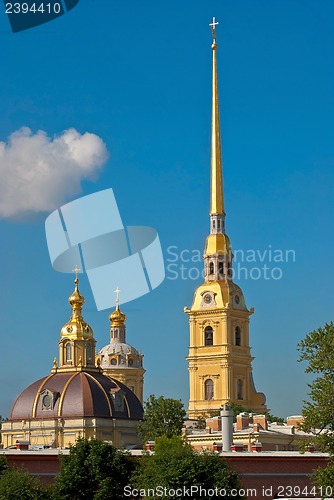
(68, 277, 85, 307)
(109, 305, 126, 326)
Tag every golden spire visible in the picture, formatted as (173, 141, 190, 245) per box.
(202, 18, 231, 263)
(209, 17, 224, 216)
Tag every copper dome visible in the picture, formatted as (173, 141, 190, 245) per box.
(10, 371, 143, 421)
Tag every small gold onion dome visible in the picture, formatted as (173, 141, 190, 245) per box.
(61, 276, 93, 339)
(68, 277, 85, 307)
(109, 305, 126, 326)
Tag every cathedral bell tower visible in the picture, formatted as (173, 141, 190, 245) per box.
(54, 270, 97, 373)
(184, 19, 266, 419)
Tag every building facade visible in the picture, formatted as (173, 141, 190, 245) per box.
(185, 413, 310, 452)
(185, 22, 266, 419)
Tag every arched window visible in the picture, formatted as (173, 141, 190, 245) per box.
(218, 262, 224, 275)
(204, 326, 213, 346)
(128, 358, 134, 367)
(85, 344, 92, 362)
(205, 379, 214, 400)
(237, 379, 243, 400)
(217, 219, 221, 229)
(110, 358, 117, 365)
(66, 343, 72, 362)
(209, 262, 214, 274)
(235, 326, 241, 346)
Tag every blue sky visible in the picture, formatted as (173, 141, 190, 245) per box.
(0, 0, 333, 419)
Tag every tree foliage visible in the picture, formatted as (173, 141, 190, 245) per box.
(312, 458, 334, 491)
(297, 322, 334, 489)
(51, 438, 133, 500)
(0, 467, 45, 500)
(265, 413, 285, 424)
(297, 321, 334, 454)
(229, 403, 251, 422)
(0, 457, 7, 476)
(228, 403, 284, 424)
(138, 395, 186, 442)
(132, 435, 243, 500)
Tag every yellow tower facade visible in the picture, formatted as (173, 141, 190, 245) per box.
(185, 19, 266, 419)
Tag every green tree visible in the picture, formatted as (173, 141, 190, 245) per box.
(193, 404, 285, 427)
(265, 413, 285, 424)
(228, 403, 285, 424)
(0, 468, 45, 500)
(297, 321, 334, 487)
(229, 403, 251, 422)
(138, 395, 186, 442)
(312, 458, 334, 492)
(51, 438, 133, 500)
(194, 416, 206, 429)
(0, 456, 7, 476)
(298, 322, 334, 453)
(132, 435, 243, 500)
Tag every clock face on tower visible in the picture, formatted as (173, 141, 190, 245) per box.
(204, 294, 212, 304)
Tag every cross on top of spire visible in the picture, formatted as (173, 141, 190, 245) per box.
(114, 287, 120, 305)
(209, 16, 219, 43)
(73, 265, 81, 280)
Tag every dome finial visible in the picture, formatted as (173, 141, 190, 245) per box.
(115, 286, 121, 309)
(68, 265, 84, 309)
(73, 264, 80, 289)
(209, 16, 219, 47)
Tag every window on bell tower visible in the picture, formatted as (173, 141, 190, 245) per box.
(66, 343, 72, 362)
(209, 262, 214, 274)
(235, 326, 241, 346)
(204, 379, 214, 400)
(204, 326, 213, 346)
(86, 344, 92, 362)
(219, 262, 224, 275)
(237, 379, 243, 400)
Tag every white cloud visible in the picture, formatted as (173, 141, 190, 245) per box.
(0, 127, 109, 218)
